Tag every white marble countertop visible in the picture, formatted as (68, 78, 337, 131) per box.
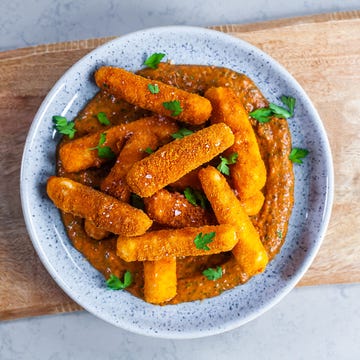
(1, 1, 360, 359)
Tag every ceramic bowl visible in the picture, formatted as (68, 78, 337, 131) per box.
(20, 26, 333, 338)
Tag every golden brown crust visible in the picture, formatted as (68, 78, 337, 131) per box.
(95, 66, 212, 125)
(126, 123, 235, 197)
(144, 189, 214, 228)
(47, 176, 152, 236)
(116, 224, 238, 262)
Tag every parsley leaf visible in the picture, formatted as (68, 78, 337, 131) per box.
(281, 95, 296, 116)
(96, 112, 111, 126)
(130, 193, 145, 210)
(171, 127, 193, 139)
(144, 147, 154, 154)
(184, 187, 208, 209)
(148, 83, 160, 94)
(250, 95, 296, 123)
(249, 108, 273, 123)
(163, 100, 183, 116)
(289, 148, 309, 164)
(269, 103, 291, 119)
(88, 133, 115, 159)
(143, 53, 165, 69)
(194, 232, 215, 251)
(203, 266, 223, 281)
(52, 115, 76, 139)
(217, 152, 238, 175)
(106, 271, 132, 290)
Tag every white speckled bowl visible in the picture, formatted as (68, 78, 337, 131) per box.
(20, 26, 333, 338)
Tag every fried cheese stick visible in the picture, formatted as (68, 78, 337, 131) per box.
(205, 87, 266, 199)
(143, 257, 177, 304)
(144, 189, 213, 228)
(198, 166, 268, 276)
(47, 177, 152, 236)
(116, 224, 238, 262)
(126, 123, 235, 197)
(59, 116, 178, 173)
(95, 66, 212, 125)
(239, 190, 265, 216)
(100, 130, 160, 202)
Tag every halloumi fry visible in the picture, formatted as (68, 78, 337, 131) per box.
(198, 166, 268, 276)
(95, 66, 212, 125)
(239, 190, 265, 216)
(47, 177, 152, 236)
(84, 219, 111, 240)
(144, 189, 214, 228)
(126, 123, 235, 197)
(205, 86, 266, 199)
(168, 169, 202, 191)
(143, 257, 177, 304)
(100, 130, 160, 202)
(59, 116, 178, 173)
(117, 224, 238, 262)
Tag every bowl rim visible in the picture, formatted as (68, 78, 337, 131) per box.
(20, 25, 334, 339)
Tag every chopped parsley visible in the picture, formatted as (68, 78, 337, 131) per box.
(184, 187, 208, 209)
(143, 53, 165, 69)
(106, 271, 132, 290)
(171, 127, 193, 139)
(88, 133, 115, 159)
(203, 266, 223, 281)
(217, 152, 238, 175)
(250, 95, 296, 123)
(52, 115, 76, 139)
(148, 83, 160, 94)
(96, 112, 111, 126)
(163, 100, 183, 116)
(289, 148, 309, 164)
(194, 232, 215, 251)
(144, 147, 154, 154)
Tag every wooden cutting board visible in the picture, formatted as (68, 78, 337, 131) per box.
(1, 11, 359, 321)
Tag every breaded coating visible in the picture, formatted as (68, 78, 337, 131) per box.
(116, 224, 238, 262)
(95, 66, 212, 125)
(205, 86, 266, 199)
(47, 176, 152, 236)
(143, 257, 177, 304)
(239, 190, 265, 216)
(198, 166, 268, 276)
(205, 86, 249, 132)
(168, 169, 202, 191)
(126, 123, 235, 197)
(100, 130, 160, 202)
(59, 116, 178, 173)
(84, 219, 110, 240)
(144, 189, 213, 228)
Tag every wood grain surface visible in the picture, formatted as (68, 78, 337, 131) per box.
(1, 11, 359, 321)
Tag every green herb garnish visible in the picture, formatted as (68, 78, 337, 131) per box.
(194, 232, 215, 251)
(106, 271, 132, 290)
(163, 100, 183, 116)
(203, 266, 223, 281)
(184, 187, 208, 209)
(52, 115, 76, 139)
(148, 83, 160, 94)
(143, 53, 165, 69)
(171, 127, 193, 139)
(289, 148, 309, 164)
(96, 112, 111, 126)
(250, 95, 296, 123)
(88, 133, 115, 159)
(144, 147, 154, 154)
(217, 152, 238, 175)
